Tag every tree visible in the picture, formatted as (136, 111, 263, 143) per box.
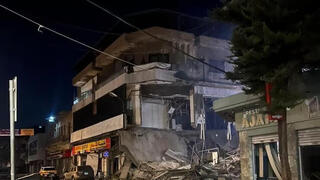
(213, 0, 320, 179)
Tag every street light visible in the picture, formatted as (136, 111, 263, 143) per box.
(108, 92, 118, 98)
(47, 116, 56, 123)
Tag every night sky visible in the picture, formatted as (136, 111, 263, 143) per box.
(0, 0, 225, 128)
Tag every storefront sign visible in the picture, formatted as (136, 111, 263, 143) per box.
(0, 129, 34, 136)
(72, 138, 111, 155)
(242, 109, 275, 129)
(20, 129, 34, 136)
(47, 149, 71, 160)
(0, 129, 19, 136)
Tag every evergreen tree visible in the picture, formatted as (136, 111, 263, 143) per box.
(213, 0, 320, 179)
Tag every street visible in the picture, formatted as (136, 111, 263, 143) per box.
(17, 173, 59, 180)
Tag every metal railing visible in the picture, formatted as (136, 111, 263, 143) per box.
(73, 90, 92, 105)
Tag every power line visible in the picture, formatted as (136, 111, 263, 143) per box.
(86, 0, 226, 73)
(55, 22, 121, 35)
(0, 3, 137, 67)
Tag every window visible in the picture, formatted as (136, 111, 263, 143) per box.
(43, 167, 55, 171)
(148, 53, 169, 63)
(254, 142, 281, 180)
(300, 145, 320, 180)
(29, 140, 37, 155)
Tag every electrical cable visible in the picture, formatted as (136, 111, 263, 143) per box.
(0, 3, 137, 67)
(86, 0, 226, 73)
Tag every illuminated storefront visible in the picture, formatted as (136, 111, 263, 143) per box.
(71, 138, 111, 155)
(71, 137, 117, 177)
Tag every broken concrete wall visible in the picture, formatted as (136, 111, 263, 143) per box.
(173, 36, 232, 84)
(119, 128, 188, 163)
(141, 98, 169, 129)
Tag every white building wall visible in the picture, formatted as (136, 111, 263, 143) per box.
(141, 98, 169, 129)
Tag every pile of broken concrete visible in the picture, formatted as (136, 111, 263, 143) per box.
(198, 148, 240, 179)
(122, 148, 240, 180)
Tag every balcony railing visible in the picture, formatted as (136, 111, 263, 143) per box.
(73, 90, 92, 105)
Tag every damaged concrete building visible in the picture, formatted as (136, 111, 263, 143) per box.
(46, 111, 73, 175)
(70, 13, 241, 178)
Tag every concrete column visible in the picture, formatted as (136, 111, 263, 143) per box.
(102, 158, 107, 177)
(287, 124, 299, 180)
(130, 85, 141, 125)
(189, 89, 195, 127)
(239, 131, 253, 180)
(77, 155, 81, 166)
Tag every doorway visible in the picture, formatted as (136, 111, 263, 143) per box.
(300, 145, 320, 180)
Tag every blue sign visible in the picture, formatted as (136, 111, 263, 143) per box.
(103, 151, 109, 158)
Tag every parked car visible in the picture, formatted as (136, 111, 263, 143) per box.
(39, 166, 57, 178)
(0, 168, 10, 179)
(63, 165, 94, 180)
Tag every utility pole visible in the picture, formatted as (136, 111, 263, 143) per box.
(9, 76, 17, 180)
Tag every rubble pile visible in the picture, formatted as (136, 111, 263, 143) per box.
(198, 148, 240, 179)
(130, 161, 193, 180)
(129, 149, 194, 180)
(123, 148, 240, 180)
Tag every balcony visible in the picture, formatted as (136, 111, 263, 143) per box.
(73, 90, 92, 105)
(72, 63, 177, 113)
(70, 114, 124, 143)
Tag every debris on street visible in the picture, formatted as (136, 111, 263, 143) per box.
(117, 147, 240, 180)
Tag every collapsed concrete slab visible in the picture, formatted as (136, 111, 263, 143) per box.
(119, 127, 188, 163)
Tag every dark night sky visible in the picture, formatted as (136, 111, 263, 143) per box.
(0, 0, 225, 128)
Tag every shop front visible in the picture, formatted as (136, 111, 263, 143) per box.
(71, 137, 116, 178)
(213, 93, 320, 180)
(47, 149, 72, 175)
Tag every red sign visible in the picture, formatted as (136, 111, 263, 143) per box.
(47, 149, 71, 160)
(63, 149, 71, 158)
(268, 114, 284, 121)
(265, 83, 272, 105)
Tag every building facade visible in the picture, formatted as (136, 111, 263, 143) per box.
(70, 26, 241, 178)
(46, 111, 73, 176)
(213, 91, 320, 180)
(27, 133, 47, 173)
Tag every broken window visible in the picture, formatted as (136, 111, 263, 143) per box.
(148, 53, 169, 63)
(254, 142, 281, 180)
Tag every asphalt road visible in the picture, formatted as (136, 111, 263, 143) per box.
(17, 174, 59, 180)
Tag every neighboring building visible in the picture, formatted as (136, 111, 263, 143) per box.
(46, 111, 72, 176)
(213, 73, 320, 180)
(0, 136, 29, 173)
(70, 24, 241, 178)
(27, 132, 47, 173)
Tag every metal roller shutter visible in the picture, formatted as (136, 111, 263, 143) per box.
(252, 134, 278, 144)
(298, 128, 320, 146)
